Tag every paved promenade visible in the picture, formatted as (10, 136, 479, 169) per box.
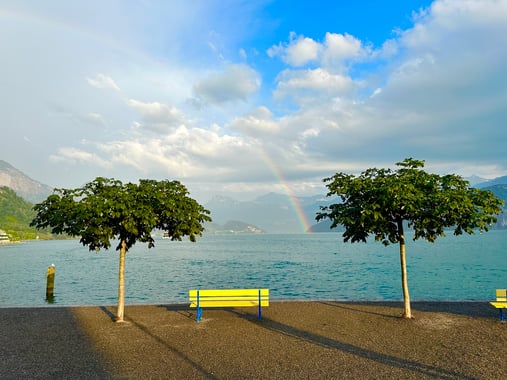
(1, 302, 506, 379)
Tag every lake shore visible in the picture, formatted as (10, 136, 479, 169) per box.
(1, 301, 506, 379)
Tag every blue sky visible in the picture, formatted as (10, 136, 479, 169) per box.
(1, 0, 506, 202)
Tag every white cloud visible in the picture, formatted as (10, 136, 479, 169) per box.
(376, 0, 507, 135)
(86, 74, 120, 91)
(274, 68, 355, 105)
(269, 32, 370, 71)
(229, 106, 280, 136)
(50, 147, 111, 168)
(193, 64, 260, 105)
(322, 32, 366, 68)
(401, 0, 507, 52)
(127, 99, 187, 133)
(87, 124, 266, 182)
(274, 32, 321, 66)
(127, 99, 183, 123)
(300, 128, 320, 139)
(82, 113, 108, 128)
(2, 0, 507, 202)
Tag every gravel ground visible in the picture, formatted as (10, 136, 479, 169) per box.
(1, 301, 506, 379)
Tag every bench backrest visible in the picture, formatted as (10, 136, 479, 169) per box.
(189, 289, 269, 308)
(495, 289, 507, 302)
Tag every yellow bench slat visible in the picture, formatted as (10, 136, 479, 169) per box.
(190, 300, 269, 308)
(189, 289, 269, 309)
(189, 289, 269, 297)
(495, 289, 507, 302)
(490, 290, 507, 321)
(189, 295, 268, 301)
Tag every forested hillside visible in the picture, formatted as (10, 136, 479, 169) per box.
(0, 186, 52, 240)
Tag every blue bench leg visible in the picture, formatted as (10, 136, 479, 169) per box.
(258, 289, 262, 320)
(196, 307, 202, 322)
(500, 309, 505, 322)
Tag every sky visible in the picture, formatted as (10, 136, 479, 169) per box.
(1, 0, 507, 203)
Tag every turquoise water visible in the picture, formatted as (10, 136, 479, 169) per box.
(0, 231, 506, 307)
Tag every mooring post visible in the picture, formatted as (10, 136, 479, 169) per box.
(46, 264, 55, 302)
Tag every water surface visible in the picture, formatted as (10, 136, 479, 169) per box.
(1, 231, 506, 306)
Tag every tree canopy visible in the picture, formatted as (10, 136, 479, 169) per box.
(317, 158, 504, 318)
(31, 177, 211, 321)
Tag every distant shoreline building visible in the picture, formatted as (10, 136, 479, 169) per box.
(0, 229, 10, 243)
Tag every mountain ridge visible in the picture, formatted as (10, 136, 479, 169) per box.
(1, 160, 506, 234)
(474, 176, 507, 188)
(204, 192, 336, 233)
(0, 160, 53, 203)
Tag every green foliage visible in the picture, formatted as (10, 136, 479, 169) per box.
(0, 186, 34, 222)
(30, 177, 211, 322)
(0, 186, 52, 240)
(317, 158, 504, 245)
(318, 158, 504, 318)
(30, 177, 212, 251)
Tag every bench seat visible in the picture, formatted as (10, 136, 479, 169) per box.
(489, 289, 507, 321)
(189, 288, 269, 322)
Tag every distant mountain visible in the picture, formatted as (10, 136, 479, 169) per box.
(0, 160, 53, 203)
(307, 219, 344, 233)
(485, 184, 507, 200)
(204, 220, 264, 234)
(465, 175, 487, 185)
(205, 192, 336, 233)
(484, 184, 507, 229)
(2, 158, 506, 234)
(474, 175, 507, 188)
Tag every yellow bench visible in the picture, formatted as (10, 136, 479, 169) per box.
(189, 288, 269, 322)
(489, 289, 507, 321)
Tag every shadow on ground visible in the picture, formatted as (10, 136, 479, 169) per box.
(0, 307, 108, 378)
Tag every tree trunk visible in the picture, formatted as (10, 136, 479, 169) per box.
(398, 220, 412, 319)
(116, 239, 127, 322)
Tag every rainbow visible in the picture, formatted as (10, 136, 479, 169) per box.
(259, 149, 312, 233)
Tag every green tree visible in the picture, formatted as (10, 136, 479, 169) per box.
(31, 177, 211, 322)
(317, 158, 504, 318)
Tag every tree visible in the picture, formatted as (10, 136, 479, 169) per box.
(31, 177, 211, 322)
(316, 158, 504, 318)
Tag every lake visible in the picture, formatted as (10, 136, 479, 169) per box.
(0, 230, 506, 307)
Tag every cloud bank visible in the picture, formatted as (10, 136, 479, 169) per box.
(1, 0, 506, 202)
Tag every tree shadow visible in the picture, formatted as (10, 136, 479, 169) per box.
(99, 304, 195, 321)
(317, 301, 496, 319)
(234, 309, 471, 379)
(317, 301, 403, 318)
(158, 303, 195, 319)
(126, 314, 217, 379)
(99, 305, 117, 321)
(224, 302, 470, 379)
(410, 301, 495, 318)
